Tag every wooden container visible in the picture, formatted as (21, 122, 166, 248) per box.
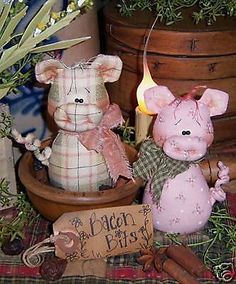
(0, 104, 17, 210)
(18, 140, 139, 221)
(103, 2, 236, 142)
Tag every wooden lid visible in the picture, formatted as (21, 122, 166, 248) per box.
(104, 1, 236, 56)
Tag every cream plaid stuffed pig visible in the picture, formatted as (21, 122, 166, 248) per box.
(13, 55, 132, 192)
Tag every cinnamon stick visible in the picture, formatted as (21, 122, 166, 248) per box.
(165, 245, 209, 278)
(155, 253, 200, 284)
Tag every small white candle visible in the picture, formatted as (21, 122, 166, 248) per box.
(135, 106, 153, 145)
(135, 57, 157, 145)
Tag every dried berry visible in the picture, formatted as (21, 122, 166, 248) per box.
(137, 248, 157, 271)
(99, 184, 111, 191)
(35, 168, 49, 184)
(1, 238, 24, 255)
(40, 256, 67, 281)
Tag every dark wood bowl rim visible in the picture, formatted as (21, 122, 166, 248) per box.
(18, 139, 140, 205)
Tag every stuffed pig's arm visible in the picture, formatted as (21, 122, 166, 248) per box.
(12, 129, 51, 166)
(209, 161, 229, 205)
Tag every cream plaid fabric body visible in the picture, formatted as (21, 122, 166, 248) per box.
(49, 132, 111, 192)
(35, 55, 123, 192)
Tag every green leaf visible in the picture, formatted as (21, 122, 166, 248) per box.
(31, 36, 91, 53)
(40, 13, 50, 27)
(19, 0, 56, 45)
(0, 4, 3, 16)
(0, 86, 10, 99)
(0, 47, 30, 73)
(22, 10, 81, 49)
(0, 0, 13, 33)
(0, 44, 18, 62)
(0, 6, 27, 48)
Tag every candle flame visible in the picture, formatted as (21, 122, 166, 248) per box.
(137, 58, 157, 114)
(136, 15, 159, 115)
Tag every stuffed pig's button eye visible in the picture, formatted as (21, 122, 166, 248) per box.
(75, 98, 84, 103)
(182, 130, 191, 135)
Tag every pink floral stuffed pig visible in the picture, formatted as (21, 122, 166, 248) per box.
(14, 55, 132, 192)
(133, 86, 230, 234)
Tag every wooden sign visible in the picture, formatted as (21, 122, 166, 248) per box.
(53, 204, 153, 261)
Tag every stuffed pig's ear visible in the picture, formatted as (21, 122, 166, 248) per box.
(144, 85, 175, 114)
(91, 54, 122, 82)
(35, 59, 64, 84)
(199, 88, 229, 116)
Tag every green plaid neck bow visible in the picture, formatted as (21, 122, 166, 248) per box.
(133, 139, 194, 202)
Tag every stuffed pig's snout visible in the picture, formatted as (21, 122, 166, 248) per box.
(163, 135, 208, 161)
(54, 103, 103, 132)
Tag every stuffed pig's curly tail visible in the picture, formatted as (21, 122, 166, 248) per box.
(11, 129, 51, 166)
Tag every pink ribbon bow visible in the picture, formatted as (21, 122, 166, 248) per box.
(79, 104, 132, 183)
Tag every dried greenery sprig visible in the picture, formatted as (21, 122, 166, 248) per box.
(203, 207, 236, 266)
(116, 0, 236, 25)
(0, 178, 39, 243)
(116, 118, 135, 146)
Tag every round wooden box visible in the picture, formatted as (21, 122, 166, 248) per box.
(103, 2, 236, 142)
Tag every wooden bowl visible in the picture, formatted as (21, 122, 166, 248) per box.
(18, 140, 139, 221)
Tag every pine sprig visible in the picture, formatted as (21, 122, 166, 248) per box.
(116, 0, 236, 25)
(116, 119, 136, 146)
(0, 178, 39, 243)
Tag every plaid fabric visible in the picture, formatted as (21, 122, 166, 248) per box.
(0, 278, 227, 284)
(35, 55, 123, 192)
(49, 131, 111, 192)
(133, 139, 193, 201)
(0, 195, 235, 283)
(35, 55, 122, 116)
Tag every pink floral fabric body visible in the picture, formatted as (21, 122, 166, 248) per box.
(136, 85, 230, 234)
(143, 165, 212, 234)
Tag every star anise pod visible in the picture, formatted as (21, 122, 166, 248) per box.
(137, 248, 157, 271)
